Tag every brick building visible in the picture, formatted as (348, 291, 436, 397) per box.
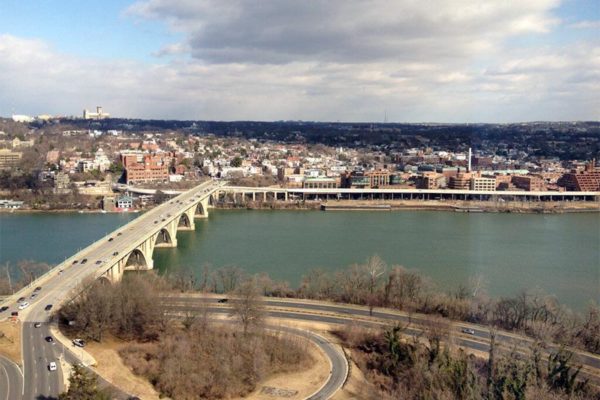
(557, 160, 600, 191)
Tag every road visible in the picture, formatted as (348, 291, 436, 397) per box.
(0, 180, 223, 400)
(0, 356, 22, 400)
(161, 295, 600, 384)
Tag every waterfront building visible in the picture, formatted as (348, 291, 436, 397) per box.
(512, 175, 546, 191)
(558, 160, 600, 191)
(116, 195, 134, 210)
(303, 177, 339, 189)
(416, 172, 445, 189)
(448, 171, 471, 190)
(470, 177, 497, 191)
(0, 199, 24, 209)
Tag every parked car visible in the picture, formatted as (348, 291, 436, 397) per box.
(45, 304, 53, 311)
(72, 338, 86, 348)
(48, 362, 57, 371)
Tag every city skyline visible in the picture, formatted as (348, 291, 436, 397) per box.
(1, 0, 599, 122)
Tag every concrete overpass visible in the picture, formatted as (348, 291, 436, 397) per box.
(115, 183, 600, 204)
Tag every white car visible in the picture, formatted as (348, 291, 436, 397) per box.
(461, 328, 476, 335)
(48, 361, 57, 371)
(72, 338, 86, 348)
(18, 302, 29, 310)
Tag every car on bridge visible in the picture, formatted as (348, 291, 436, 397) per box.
(72, 260, 78, 265)
(113, 251, 119, 256)
(18, 302, 29, 310)
(45, 304, 53, 311)
(108, 237, 114, 242)
(95, 260, 102, 265)
(0, 306, 8, 313)
(81, 259, 87, 264)
(17, 297, 25, 302)
(34, 286, 42, 291)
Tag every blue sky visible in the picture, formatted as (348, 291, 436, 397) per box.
(0, 0, 598, 121)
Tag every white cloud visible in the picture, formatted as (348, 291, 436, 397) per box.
(1, 1, 598, 122)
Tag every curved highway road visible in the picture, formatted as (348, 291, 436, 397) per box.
(0, 356, 22, 400)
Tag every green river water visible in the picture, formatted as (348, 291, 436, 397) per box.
(1, 210, 598, 311)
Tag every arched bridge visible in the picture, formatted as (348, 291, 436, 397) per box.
(80, 180, 224, 284)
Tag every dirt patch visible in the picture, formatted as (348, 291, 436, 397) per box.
(240, 340, 330, 400)
(84, 336, 160, 400)
(0, 320, 21, 364)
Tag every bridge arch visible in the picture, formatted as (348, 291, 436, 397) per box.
(125, 249, 148, 269)
(97, 275, 112, 285)
(155, 228, 173, 246)
(178, 213, 192, 228)
(195, 202, 205, 217)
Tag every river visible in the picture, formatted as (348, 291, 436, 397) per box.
(0, 210, 598, 311)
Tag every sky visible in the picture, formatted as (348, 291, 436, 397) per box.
(0, 0, 598, 122)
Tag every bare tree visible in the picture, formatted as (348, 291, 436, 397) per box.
(231, 279, 264, 335)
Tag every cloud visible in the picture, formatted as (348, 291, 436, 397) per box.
(568, 20, 600, 29)
(1, 1, 598, 122)
(127, 0, 561, 65)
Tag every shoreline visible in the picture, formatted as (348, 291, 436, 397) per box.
(215, 199, 600, 214)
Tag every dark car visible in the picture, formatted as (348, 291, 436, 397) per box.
(45, 336, 54, 343)
(0, 306, 8, 312)
(95, 260, 102, 265)
(17, 297, 25, 303)
(72, 260, 78, 265)
(217, 298, 228, 303)
(117, 232, 122, 236)
(108, 237, 114, 242)
(81, 259, 87, 264)
(11, 311, 18, 317)
(34, 286, 42, 291)
(44, 304, 53, 311)
(113, 251, 119, 256)
(34, 322, 42, 328)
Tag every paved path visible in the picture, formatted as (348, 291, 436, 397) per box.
(0, 356, 22, 400)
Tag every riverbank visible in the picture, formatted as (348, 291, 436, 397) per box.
(216, 199, 600, 213)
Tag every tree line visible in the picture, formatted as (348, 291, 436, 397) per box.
(165, 256, 600, 356)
